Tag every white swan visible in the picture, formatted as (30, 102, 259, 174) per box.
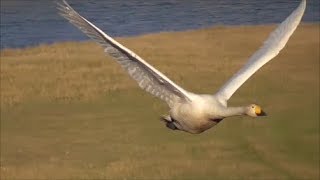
(57, 0, 306, 134)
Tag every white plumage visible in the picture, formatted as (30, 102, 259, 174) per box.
(57, 0, 306, 134)
(215, 0, 306, 102)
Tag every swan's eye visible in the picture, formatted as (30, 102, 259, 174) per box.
(251, 106, 254, 108)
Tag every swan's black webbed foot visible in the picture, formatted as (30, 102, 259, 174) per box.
(165, 122, 178, 130)
(160, 115, 178, 130)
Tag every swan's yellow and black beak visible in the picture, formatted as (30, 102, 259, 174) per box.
(257, 110, 267, 116)
(255, 106, 267, 116)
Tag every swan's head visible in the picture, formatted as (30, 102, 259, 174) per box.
(246, 104, 267, 117)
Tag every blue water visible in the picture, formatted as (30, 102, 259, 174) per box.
(1, 0, 319, 49)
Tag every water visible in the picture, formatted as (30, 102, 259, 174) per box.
(1, 0, 319, 49)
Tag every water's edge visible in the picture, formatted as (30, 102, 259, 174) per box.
(1, 0, 319, 49)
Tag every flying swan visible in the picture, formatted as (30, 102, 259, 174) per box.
(57, 0, 306, 134)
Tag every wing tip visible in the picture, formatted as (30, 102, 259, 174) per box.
(297, 0, 307, 17)
(56, 0, 75, 14)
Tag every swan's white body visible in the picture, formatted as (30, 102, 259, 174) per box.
(58, 0, 306, 134)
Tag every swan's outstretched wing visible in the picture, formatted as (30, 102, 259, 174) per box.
(215, 0, 306, 102)
(57, 0, 192, 107)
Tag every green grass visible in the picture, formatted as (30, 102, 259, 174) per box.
(1, 24, 319, 179)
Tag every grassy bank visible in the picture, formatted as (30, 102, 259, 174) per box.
(1, 24, 319, 179)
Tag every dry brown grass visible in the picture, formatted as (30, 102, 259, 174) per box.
(1, 24, 319, 179)
(1, 24, 317, 108)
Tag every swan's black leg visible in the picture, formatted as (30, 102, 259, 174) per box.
(160, 115, 179, 131)
(166, 122, 178, 130)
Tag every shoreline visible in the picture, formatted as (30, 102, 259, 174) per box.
(1, 23, 318, 51)
(1, 23, 318, 107)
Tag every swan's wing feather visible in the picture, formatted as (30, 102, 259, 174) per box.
(57, 0, 192, 107)
(215, 0, 306, 101)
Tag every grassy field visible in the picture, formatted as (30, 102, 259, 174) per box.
(1, 24, 319, 179)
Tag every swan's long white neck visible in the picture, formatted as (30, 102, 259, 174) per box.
(219, 106, 247, 117)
